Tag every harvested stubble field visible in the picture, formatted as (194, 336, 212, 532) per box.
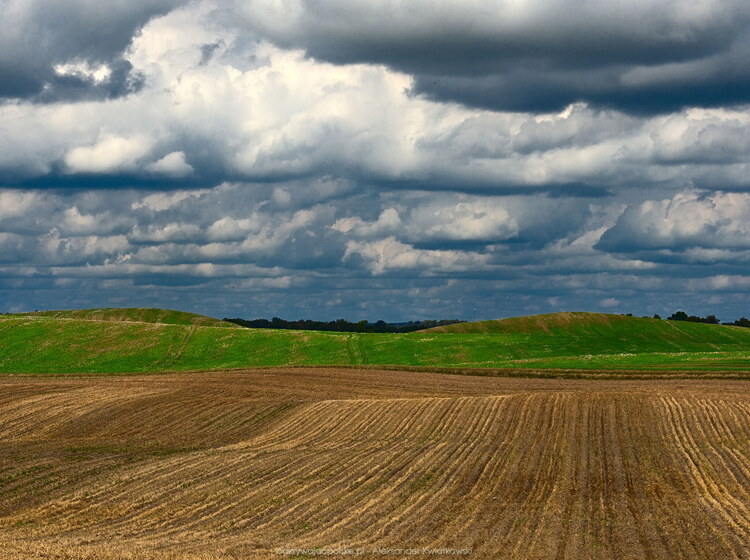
(2, 368, 750, 559)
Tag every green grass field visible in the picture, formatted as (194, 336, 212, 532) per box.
(1, 309, 749, 374)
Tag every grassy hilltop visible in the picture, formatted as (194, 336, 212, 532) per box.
(1, 309, 749, 374)
(20, 307, 238, 328)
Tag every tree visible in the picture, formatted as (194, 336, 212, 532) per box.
(668, 311, 689, 321)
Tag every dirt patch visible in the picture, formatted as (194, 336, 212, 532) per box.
(1, 369, 749, 559)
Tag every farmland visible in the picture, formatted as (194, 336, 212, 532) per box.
(2, 309, 750, 558)
(2, 369, 750, 559)
(2, 309, 750, 374)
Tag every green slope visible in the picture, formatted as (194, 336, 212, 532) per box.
(424, 311, 742, 347)
(12, 308, 237, 328)
(0, 311, 749, 374)
(425, 311, 647, 334)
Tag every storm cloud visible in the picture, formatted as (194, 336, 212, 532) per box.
(1, 0, 750, 321)
(237, 0, 750, 114)
(0, 0, 183, 102)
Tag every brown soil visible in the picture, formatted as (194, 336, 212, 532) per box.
(1, 368, 749, 559)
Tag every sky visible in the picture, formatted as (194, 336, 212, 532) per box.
(2, 0, 750, 322)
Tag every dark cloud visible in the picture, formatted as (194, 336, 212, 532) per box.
(413, 54, 750, 115)
(199, 42, 224, 66)
(0, 0, 183, 102)
(239, 0, 750, 114)
(31, 59, 146, 104)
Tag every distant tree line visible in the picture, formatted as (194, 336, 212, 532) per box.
(666, 310, 720, 324)
(641, 310, 750, 327)
(223, 317, 466, 333)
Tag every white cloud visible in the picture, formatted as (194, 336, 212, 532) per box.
(406, 199, 518, 243)
(130, 189, 209, 211)
(336, 197, 521, 244)
(53, 60, 112, 84)
(332, 208, 402, 237)
(343, 237, 490, 275)
(0, 191, 41, 219)
(207, 217, 260, 242)
(39, 230, 130, 265)
(129, 222, 202, 243)
(146, 151, 193, 176)
(65, 134, 154, 174)
(599, 191, 750, 252)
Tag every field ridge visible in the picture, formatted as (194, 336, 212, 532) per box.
(1, 370, 750, 558)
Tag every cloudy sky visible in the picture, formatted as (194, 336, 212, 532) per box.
(2, 0, 750, 321)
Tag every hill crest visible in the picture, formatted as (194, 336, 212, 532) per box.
(12, 307, 237, 328)
(422, 311, 708, 334)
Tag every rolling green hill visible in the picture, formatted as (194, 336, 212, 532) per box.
(425, 311, 738, 344)
(0, 310, 749, 374)
(425, 311, 643, 334)
(13, 308, 238, 328)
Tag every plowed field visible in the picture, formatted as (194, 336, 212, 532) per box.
(1, 369, 749, 559)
